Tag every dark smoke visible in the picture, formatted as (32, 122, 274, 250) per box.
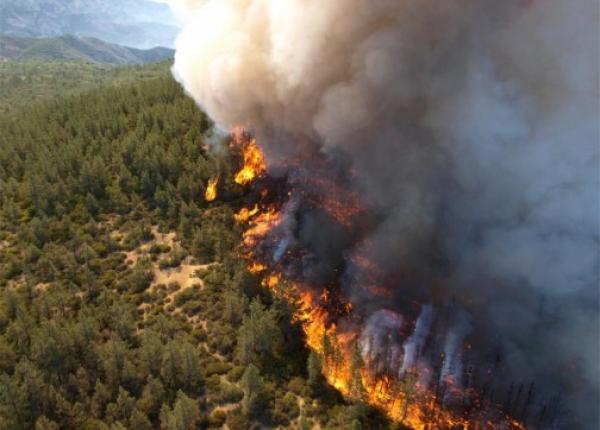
(168, 0, 600, 427)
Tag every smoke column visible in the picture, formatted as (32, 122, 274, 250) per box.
(167, 0, 599, 428)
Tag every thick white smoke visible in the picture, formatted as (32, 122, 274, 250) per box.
(167, 0, 599, 428)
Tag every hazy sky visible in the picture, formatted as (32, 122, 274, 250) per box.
(1, 0, 181, 48)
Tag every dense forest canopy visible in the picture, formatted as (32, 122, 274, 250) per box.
(0, 63, 394, 429)
(0, 61, 170, 114)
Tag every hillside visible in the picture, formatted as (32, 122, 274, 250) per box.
(0, 60, 170, 114)
(0, 34, 174, 64)
(0, 65, 391, 429)
(0, 0, 178, 49)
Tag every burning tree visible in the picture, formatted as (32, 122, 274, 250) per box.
(172, 1, 598, 428)
(212, 130, 531, 430)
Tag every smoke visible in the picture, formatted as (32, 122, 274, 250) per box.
(400, 304, 433, 376)
(168, 0, 599, 428)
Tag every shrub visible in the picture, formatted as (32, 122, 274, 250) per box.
(190, 327, 207, 342)
(217, 383, 243, 404)
(205, 362, 232, 377)
(125, 267, 154, 294)
(287, 377, 306, 395)
(208, 410, 226, 427)
(173, 288, 196, 307)
(182, 300, 202, 315)
(205, 374, 221, 392)
(167, 282, 181, 293)
(149, 244, 171, 255)
(226, 410, 249, 430)
(227, 366, 246, 383)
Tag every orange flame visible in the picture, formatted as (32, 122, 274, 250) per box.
(205, 176, 219, 202)
(229, 128, 526, 430)
(242, 206, 281, 248)
(232, 128, 267, 185)
(248, 262, 267, 273)
(234, 204, 260, 222)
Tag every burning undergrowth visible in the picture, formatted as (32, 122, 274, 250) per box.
(169, 0, 599, 428)
(212, 130, 534, 429)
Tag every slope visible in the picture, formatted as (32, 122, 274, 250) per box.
(0, 34, 174, 64)
(0, 65, 393, 429)
(0, 60, 170, 114)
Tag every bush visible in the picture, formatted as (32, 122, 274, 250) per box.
(3, 255, 22, 279)
(208, 327, 234, 356)
(205, 361, 232, 377)
(205, 374, 221, 392)
(217, 383, 243, 404)
(208, 410, 226, 427)
(158, 247, 187, 270)
(149, 244, 171, 255)
(167, 282, 181, 293)
(227, 366, 246, 383)
(226, 410, 249, 430)
(190, 327, 207, 342)
(276, 392, 299, 420)
(182, 299, 202, 315)
(158, 259, 172, 270)
(287, 377, 306, 395)
(124, 267, 154, 294)
(173, 288, 197, 307)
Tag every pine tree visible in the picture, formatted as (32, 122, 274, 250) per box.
(398, 372, 418, 421)
(307, 350, 323, 392)
(35, 416, 60, 430)
(236, 298, 282, 366)
(349, 341, 366, 401)
(138, 377, 166, 421)
(159, 391, 199, 430)
(129, 409, 153, 430)
(240, 364, 264, 418)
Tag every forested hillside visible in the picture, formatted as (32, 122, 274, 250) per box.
(0, 61, 169, 114)
(0, 66, 392, 429)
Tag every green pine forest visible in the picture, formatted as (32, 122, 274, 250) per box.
(0, 61, 396, 429)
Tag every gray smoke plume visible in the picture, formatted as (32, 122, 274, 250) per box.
(168, 0, 599, 427)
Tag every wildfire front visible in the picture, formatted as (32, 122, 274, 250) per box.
(223, 130, 532, 430)
(177, 1, 598, 428)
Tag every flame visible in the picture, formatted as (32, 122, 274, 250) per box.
(205, 176, 219, 202)
(228, 128, 526, 430)
(242, 206, 281, 248)
(234, 204, 260, 222)
(248, 262, 267, 273)
(232, 128, 267, 186)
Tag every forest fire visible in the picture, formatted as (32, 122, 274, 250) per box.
(204, 176, 219, 202)
(170, 0, 598, 427)
(229, 130, 527, 430)
(232, 128, 267, 186)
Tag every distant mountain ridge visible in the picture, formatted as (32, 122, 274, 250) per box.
(0, 34, 174, 64)
(0, 0, 179, 49)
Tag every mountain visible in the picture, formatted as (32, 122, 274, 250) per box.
(0, 0, 179, 49)
(0, 34, 174, 64)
